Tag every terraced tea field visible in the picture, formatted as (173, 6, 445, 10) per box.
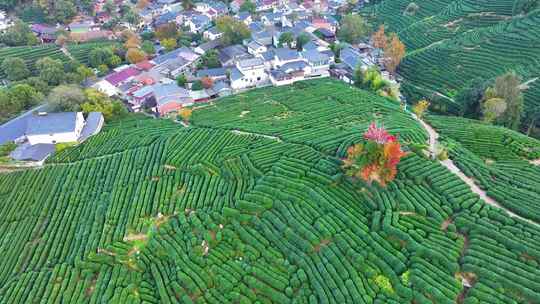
(363, 0, 540, 111)
(0, 45, 69, 78)
(1, 80, 539, 303)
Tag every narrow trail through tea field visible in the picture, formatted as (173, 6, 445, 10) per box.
(413, 115, 540, 227)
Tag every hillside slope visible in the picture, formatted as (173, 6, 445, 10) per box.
(363, 0, 540, 112)
(1, 80, 540, 303)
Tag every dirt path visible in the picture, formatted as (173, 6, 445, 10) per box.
(231, 130, 281, 142)
(61, 47, 75, 60)
(529, 158, 540, 166)
(413, 115, 539, 227)
(519, 77, 538, 90)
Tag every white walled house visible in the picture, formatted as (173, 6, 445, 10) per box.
(203, 27, 223, 41)
(301, 49, 330, 77)
(272, 48, 301, 69)
(230, 58, 269, 90)
(92, 79, 119, 97)
(247, 40, 267, 56)
(26, 112, 85, 145)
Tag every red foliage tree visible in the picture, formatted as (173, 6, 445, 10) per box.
(343, 122, 407, 186)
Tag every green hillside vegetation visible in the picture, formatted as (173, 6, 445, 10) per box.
(66, 41, 122, 66)
(0, 45, 69, 79)
(363, 0, 540, 113)
(1, 80, 540, 303)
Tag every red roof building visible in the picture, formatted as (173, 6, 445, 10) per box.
(136, 60, 155, 71)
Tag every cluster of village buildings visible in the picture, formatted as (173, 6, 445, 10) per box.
(83, 0, 381, 117)
(1, 0, 392, 164)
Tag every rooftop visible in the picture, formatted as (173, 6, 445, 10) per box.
(10, 143, 55, 162)
(153, 83, 191, 106)
(274, 48, 300, 61)
(196, 67, 227, 78)
(26, 112, 79, 136)
(237, 57, 265, 69)
(105, 67, 141, 86)
(79, 112, 104, 142)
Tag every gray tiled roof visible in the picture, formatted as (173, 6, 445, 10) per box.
(10, 143, 55, 162)
(274, 48, 299, 61)
(230, 67, 244, 81)
(237, 57, 265, 69)
(261, 50, 275, 61)
(26, 112, 78, 136)
(197, 40, 221, 52)
(301, 49, 329, 64)
(153, 83, 191, 105)
(279, 60, 308, 73)
(80, 112, 104, 141)
(341, 47, 361, 70)
(196, 67, 227, 78)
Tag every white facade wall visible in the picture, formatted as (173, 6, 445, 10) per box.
(28, 131, 78, 145)
(27, 112, 85, 145)
(248, 45, 267, 56)
(233, 65, 268, 90)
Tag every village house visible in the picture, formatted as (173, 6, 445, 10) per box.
(152, 83, 193, 116)
(235, 12, 252, 25)
(26, 112, 85, 145)
(194, 39, 221, 55)
(0, 10, 12, 31)
(219, 45, 252, 66)
(261, 12, 283, 26)
(311, 16, 337, 33)
(247, 40, 268, 56)
(230, 57, 268, 90)
(272, 48, 301, 69)
(105, 66, 142, 88)
(230, 0, 244, 12)
(92, 80, 120, 97)
(203, 27, 223, 41)
(30, 24, 58, 43)
(315, 28, 336, 43)
(154, 11, 179, 27)
(186, 14, 211, 33)
(151, 47, 200, 78)
(251, 29, 274, 47)
(196, 67, 229, 82)
(256, 0, 279, 12)
(301, 49, 330, 77)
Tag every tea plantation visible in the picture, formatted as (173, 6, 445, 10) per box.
(1, 80, 540, 303)
(363, 0, 540, 111)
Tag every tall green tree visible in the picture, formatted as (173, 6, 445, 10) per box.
(278, 32, 294, 48)
(494, 71, 523, 130)
(36, 57, 65, 86)
(141, 40, 156, 55)
(338, 14, 368, 44)
(89, 48, 115, 68)
(1, 57, 30, 81)
(296, 33, 311, 51)
(0, 20, 38, 46)
(48, 85, 86, 112)
(239, 0, 256, 13)
(216, 16, 251, 46)
(457, 78, 490, 119)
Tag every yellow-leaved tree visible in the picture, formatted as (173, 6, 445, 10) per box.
(384, 33, 406, 75)
(413, 99, 430, 118)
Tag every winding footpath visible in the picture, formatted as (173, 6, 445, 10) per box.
(413, 114, 540, 227)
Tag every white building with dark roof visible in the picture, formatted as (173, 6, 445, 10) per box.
(230, 57, 268, 90)
(247, 40, 268, 56)
(26, 112, 85, 145)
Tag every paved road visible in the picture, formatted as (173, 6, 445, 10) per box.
(0, 104, 48, 145)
